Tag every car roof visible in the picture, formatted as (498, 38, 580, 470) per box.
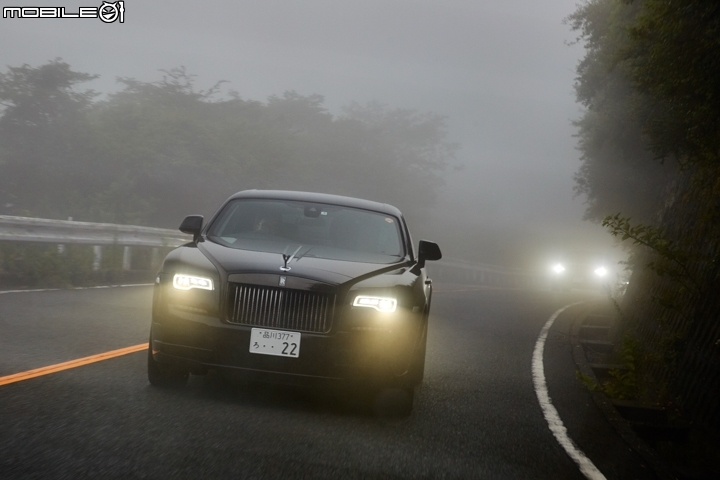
(227, 190, 403, 217)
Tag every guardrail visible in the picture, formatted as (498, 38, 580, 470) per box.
(0, 215, 538, 286)
(432, 258, 542, 289)
(0, 215, 188, 246)
(0, 215, 189, 271)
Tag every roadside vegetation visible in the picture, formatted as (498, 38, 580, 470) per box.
(569, 0, 720, 472)
(0, 62, 456, 227)
(0, 242, 168, 289)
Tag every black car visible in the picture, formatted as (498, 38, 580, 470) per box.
(148, 190, 441, 414)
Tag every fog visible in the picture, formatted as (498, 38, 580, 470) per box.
(0, 0, 619, 269)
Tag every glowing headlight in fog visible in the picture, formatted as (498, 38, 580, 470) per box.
(594, 267, 608, 277)
(173, 274, 214, 291)
(353, 296, 397, 313)
(552, 263, 565, 274)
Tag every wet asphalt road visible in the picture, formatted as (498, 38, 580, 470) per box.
(0, 284, 656, 479)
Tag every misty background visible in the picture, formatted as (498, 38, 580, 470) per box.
(0, 0, 620, 269)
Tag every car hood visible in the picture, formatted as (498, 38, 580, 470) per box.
(199, 240, 407, 286)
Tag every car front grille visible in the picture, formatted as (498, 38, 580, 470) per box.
(226, 283, 335, 333)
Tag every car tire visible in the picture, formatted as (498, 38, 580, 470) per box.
(406, 306, 429, 386)
(407, 325, 427, 386)
(147, 334, 189, 388)
(397, 387, 415, 417)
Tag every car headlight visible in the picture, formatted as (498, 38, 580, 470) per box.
(353, 295, 397, 313)
(552, 263, 565, 274)
(173, 274, 214, 291)
(594, 267, 608, 277)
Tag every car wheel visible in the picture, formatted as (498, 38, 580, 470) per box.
(147, 334, 189, 388)
(406, 311, 428, 387)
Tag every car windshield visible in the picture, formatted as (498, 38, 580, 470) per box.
(206, 199, 405, 264)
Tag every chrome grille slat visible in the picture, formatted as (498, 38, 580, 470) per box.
(301, 292, 306, 330)
(249, 288, 257, 325)
(233, 284, 240, 321)
(271, 290, 278, 326)
(311, 296, 316, 331)
(226, 283, 334, 333)
(261, 289, 268, 326)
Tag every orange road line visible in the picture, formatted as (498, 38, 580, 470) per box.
(0, 343, 147, 387)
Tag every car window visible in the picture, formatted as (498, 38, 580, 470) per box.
(207, 199, 405, 263)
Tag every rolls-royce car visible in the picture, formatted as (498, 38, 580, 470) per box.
(148, 190, 441, 413)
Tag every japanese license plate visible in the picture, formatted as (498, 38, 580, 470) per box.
(249, 328, 301, 358)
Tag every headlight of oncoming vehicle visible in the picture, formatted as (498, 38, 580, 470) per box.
(353, 295, 397, 313)
(594, 266, 608, 277)
(173, 274, 214, 291)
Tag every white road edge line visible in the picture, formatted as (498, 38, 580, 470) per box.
(532, 302, 607, 480)
(0, 284, 153, 294)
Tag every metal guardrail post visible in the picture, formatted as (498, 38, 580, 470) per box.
(93, 246, 102, 271)
(122, 246, 132, 271)
(151, 247, 160, 270)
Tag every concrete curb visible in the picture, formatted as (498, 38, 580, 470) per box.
(568, 305, 678, 480)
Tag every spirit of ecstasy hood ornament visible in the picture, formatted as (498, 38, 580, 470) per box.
(280, 245, 302, 272)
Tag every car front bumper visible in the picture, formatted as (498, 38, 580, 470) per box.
(151, 309, 420, 387)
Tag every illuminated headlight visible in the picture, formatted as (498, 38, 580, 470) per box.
(552, 263, 565, 274)
(353, 296, 397, 313)
(594, 267, 608, 277)
(173, 274, 214, 291)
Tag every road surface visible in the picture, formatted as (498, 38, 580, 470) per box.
(0, 284, 655, 479)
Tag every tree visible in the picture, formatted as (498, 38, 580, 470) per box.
(567, 0, 675, 224)
(624, 0, 720, 168)
(569, 0, 720, 435)
(0, 59, 98, 217)
(86, 73, 455, 226)
(0, 62, 454, 227)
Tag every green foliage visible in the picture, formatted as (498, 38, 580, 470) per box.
(575, 370, 601, 392)
(602, 213, 699, 294)
(567, 0, 674, 224)
(575, 335, 641, 400)
(576, 333, 642, 401)
(571, 1, 720, 431)
(0, 242, 170, 288)
(0, 243, 93, 287)
(624, 0, 720, 168)
(0, 59, 99, 217)
(603, 335, 640, 400)
(0, 62, 455, 227)
(0, 58, 98, 129)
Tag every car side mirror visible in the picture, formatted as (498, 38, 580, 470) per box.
(179, 215, 204, 242)
(417, 240, 442, 268)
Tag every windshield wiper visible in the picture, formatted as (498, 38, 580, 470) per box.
(293, 246, 315, 262)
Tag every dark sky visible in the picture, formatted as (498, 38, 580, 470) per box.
(0, 0, 619, 264)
